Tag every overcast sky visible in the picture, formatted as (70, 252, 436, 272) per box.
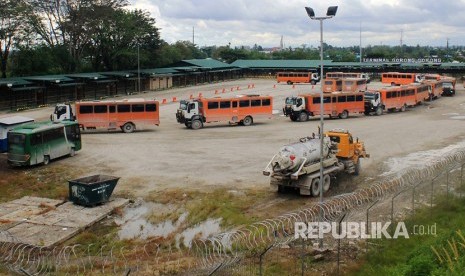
(127, 0, 465, 48)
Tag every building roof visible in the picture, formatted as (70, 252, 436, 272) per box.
(0, 116, 34, 126)
(230, 59, 332, 69)
(181, 59, 235, 69)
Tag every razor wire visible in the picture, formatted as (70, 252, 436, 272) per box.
(0, 149, 464, 275)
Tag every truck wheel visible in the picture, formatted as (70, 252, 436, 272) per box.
(311, 178, 320, 197)
(43, 155, 50, 165)
(122, 123, 135, 133)
(400, 104, 406, 112)
(290, 115, 297, 121)
(323, 174, 331, 192)
(242, 116, 253, 126)
(339, 110, 349, 119)
(299, 112, 308, 122)
(287, 81, 293, 85)
(375, 106, 383, 116)
(354, 160, 361, 176)
(311, 80, 316, 85)
(191, 119, 203, 130)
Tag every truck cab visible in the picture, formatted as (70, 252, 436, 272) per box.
(326, 129, 369, 175)
(364, 91, 383, 116)
(51, 103, 74, 122)
(283, 96, 307, 121)
(360, 73, 371, 83)
(442, 81, 456, 96)
(176, 100, 203, 128)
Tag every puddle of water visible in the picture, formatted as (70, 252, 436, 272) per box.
(381, 141, 465, 176)
(450, 116, 465, 120)
(176, 218, 222, 247)
(115, 200, 222, 246)
(442, 113, 460, 116)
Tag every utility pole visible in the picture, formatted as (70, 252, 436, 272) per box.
(400, 29, 403, 58)
(359, 21, 362, 63)
(446, 38, 450, 62)
(192, 26, 195, 45)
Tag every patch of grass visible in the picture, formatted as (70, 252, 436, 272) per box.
(349, 195, 465, 276)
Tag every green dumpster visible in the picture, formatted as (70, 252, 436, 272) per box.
(68, 175, 120, 206)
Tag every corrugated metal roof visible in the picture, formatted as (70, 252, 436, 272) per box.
(66, 73, 108, 80)
(0, 116, 34, 126)
(0, 78, 33, 87)
(24, 75, 74, 82)
(139, 68, 178, 76)
(230, 59, 331, 69)
(182, 59, 234, 69)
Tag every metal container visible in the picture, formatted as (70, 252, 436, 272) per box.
(68, 175, 120, 206)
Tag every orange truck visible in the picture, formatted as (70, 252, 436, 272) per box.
(283, 92, 365, 121)
(176, 95, 273, 129)
(51, 98, 160, 133)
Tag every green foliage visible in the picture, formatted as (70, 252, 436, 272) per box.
(350, 196, 465, 276)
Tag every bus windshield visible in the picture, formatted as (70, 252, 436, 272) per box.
(8, 133, 25, 153)
(364, 92, 376, 100)
(443, 82, 453, 88)
(285, 97, 297, 105)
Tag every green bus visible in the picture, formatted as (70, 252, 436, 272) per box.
(7, 121, 81, 166)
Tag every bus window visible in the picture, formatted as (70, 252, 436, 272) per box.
(220, 101, 231, 109)
(109, 105, 116, 113)
(239, 100, 250, 107)
(132, 104, 145, 112)
(232, 101, 238, 108)
(356, 95, 364, 101)
(347, 95, 355, 102)
(324, 97, 331, 103)
(80, 106, 93, 114)
(117, 104, 130, 113)
(8, 133, 25, 148)
(262, 99, 271, 106)
(313, 97, 320, 104)
(145, 104, 157, 112)
(94, 105, 107, 113)
(251, 99, 261, 107)
(337, 96, 347, 103)
(207, 102, 219, 109)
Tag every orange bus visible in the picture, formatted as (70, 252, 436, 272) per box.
(322, 78, 342, 93)
(326, 72, 370, 82)
(283, 92, 365, 121)
(276, 72, 319, 85)
(381, 72, 424, 86)
(422, 79, 443, 99)
(176, 95, 273, 129)
(52, 99, 160, 133)
(364, 83, 430, 114)
(342, 78, 367, 92)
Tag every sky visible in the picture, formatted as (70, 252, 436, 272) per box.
(127, 0, 465, 49)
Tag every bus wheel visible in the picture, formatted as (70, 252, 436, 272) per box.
(191, 119, 203, 130)
(400, 104, 406, 112)
(311, 80, 316, 85)
(376, 106, 383, 116)
(311, 178, 320, 197)
(122, 123, 135, 133)
(287, 81, 293, 85)
(339, 110, 349, 119)
(242, 116, 253, 126)
(43, 156, 50, 165)
(323, 174, 331, 193)
(299, 112, 308, 122)
(69, 148, 75, 157)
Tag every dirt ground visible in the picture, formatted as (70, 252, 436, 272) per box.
(2, 79, 465, 198)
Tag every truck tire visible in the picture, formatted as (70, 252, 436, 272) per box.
(311, 178, 320, 197)
(311, 80, 316, 85)
(299, 112, 308, 122)
(339, 110, 349, 119)
(43, 155, 50, 165)
(122, 122, 135, 133)
(191, 119, 203, 130)
(287, 81, 293, 85)
(242, 116, 253, 126)
(323, 174, 331, 192)
(375, 106, 383, 116)
(290, 115, 297, 121)
(354, 160, 361, 176)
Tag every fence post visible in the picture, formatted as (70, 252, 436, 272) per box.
(301, 237, 305, 276)
(259, 245, 273, 276)
(446, 168, 450, 199)
(431, 174, 440, 218)
(412, 182, 422, 217)
(337, 212, 347, 276)
(366, 200, 379, 254)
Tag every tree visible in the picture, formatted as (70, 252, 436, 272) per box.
(0, 0, 32, 78)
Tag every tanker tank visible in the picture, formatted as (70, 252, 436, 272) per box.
(271, 136, 332, 174)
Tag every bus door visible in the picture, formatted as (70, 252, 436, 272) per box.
(231, 100, 239, 123)
(31, 132, 45, 165)
(108, 105, 117, 128)
(65, 124, 82, 150)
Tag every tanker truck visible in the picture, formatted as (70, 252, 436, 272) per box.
(263, 129, 369, 196)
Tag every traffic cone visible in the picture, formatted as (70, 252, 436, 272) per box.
(199, 92, 203, 97)
(252, 84, 255, 88)
(162, 99, 167, 104)
(215, 90, 219, 94)
(292, 85, 295, 89)
(172, 97, 177, 102)
(190, 94, 194, 99)
(273, 84, 276, 88)
(222, 88, 225, 93)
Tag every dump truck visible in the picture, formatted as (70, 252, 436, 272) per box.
(263, 129, 369, 196)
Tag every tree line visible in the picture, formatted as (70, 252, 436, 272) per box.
(1, 0, 463, 78)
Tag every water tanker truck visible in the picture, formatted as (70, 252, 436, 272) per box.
(263, 129, 369, 196)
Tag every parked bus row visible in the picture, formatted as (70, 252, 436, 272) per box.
(283, 82, 442, 121)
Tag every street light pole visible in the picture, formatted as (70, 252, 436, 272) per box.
(305, 5, 338, 248)
(137, 43, 141, 93)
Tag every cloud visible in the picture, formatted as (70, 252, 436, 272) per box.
(127, 0, 465, 47)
